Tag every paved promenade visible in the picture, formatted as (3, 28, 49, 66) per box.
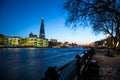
(93, 49, 120, 80)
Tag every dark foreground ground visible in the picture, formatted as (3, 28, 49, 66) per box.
(93, 49, 120, 80)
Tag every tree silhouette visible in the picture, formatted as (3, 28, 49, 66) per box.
(63, 0, 120, 48)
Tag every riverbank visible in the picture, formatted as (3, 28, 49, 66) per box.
(93, 49, 120, 80)
(0, 46, 48, 48)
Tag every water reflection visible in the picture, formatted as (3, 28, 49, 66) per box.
(0, 48, 86, 80)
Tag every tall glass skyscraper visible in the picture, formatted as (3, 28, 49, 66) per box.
(39, 17, 45, 38)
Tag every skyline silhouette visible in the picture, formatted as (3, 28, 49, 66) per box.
(0, 0, 106, 45)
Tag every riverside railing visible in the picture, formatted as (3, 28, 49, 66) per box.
(58, 60, 77, 80)
(40, 48, 95, 80)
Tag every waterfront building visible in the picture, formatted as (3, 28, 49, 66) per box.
(71, 43, 78, 47)
(11, 37, 21, 46)
(0, 17, 48, 48)
(37, 38, 44, 47)
(0, 34, 4, 46)
(26, 37, 37, 47)
(63, 42, 69, 47)
(24, 33, 37, 47)
(29, 32, 37, 38)
(50, 39, 57, 43)
(48, 39, 58, 47)
(25, 37, 48, 47)
(20, 17, 48, 47)
(53, 42, 63, 48)
(37, 38, 48, 47)
(21, 38, 27, 46)
(4, 36, 12, 46)
(22, 17, 48, 47)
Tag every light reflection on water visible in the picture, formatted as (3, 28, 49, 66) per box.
(0, 48, 86, 80)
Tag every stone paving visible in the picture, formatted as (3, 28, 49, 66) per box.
(93, 49, 120, 80)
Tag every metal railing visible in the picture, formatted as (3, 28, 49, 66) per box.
(41, 49, 94, 80)
(58, 60, 77, 80)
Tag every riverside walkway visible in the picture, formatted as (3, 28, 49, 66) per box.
(93, 49, 120, 80)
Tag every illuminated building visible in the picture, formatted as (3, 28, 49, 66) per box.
(37, 38, 48, 47)
(0, 17, 48, 48)
(21, 17, 48, 47)
(25, 32, 37, 46)
(24, 33, 48, 47)
(11, 37, 21, 46)
(21, 38, 27, 46)
(20, 17, 48, 47)
(38, 17, 48, 47)
(4, 36, 12, 46)
(26, 37, 37, 47)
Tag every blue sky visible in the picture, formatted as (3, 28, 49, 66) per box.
(0, 0, 106, 45)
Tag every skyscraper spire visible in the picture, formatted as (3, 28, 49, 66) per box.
(39, 17, 45, 38)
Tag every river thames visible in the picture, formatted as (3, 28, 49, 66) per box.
(0, 48, 87, 80)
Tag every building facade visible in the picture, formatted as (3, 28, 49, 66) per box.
(4, 36, 12, 47)
(23, 33, 48, 47)
(11, 37, 21, 46)
(1, 17, 48, 48)
(39, 17, 45, 38)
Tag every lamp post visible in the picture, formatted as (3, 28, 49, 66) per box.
(106, 34, 110, 55)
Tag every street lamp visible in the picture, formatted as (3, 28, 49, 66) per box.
(106, 33, 110, 55)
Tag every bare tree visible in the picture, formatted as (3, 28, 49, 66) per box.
(63, 0, 120, 48)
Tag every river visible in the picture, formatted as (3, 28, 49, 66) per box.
(0, 48, 87, 80)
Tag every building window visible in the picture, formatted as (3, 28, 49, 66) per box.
(18, 40, 20, 43)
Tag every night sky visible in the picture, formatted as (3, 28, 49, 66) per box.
(0, 0, 105, 45)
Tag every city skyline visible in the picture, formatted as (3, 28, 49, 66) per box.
(0, 0, 106, 45)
